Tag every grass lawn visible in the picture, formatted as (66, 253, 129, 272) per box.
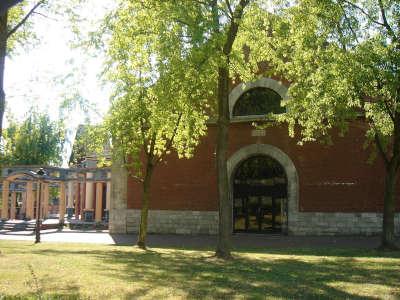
(0, 241, 399, 299)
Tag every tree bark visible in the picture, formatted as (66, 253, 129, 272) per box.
(215, 66, 232, 259)
(381, 161, 398, 250)
(379, 111, 400, 250)
(137, 160, 154, 249)
(0, 11, 7, 139)
(214, 0, 249, 259)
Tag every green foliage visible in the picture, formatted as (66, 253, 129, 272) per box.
(6, 0, 52, 55)
(7, 1, 36, 55)
(69, 124, 109, 167)
(6, 0, 86, 55)
(98, 1, 287, 174)
(93, 1, 232, 176)
(0, 111, 65, 166)
(243, 0, 400, 152)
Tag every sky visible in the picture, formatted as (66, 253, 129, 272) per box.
(4, 0, 113, 166)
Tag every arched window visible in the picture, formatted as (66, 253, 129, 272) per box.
(232, 87, 285, 117)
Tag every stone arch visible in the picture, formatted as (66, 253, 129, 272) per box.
(229, 77, 289, 119)
(227, 144, 299, 233)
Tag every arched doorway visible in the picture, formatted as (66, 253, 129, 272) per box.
(233, 155, 288, 233)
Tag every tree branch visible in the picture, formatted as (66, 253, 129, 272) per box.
(374, 131, 390, 167)
(32, 11, 57, 22)
(223, 0, 250, 55)
(7, 0, 45, 39)
(148, 133, 157, 166)
(224, 0, 234, 19)
(155, 112, 183, 164)
(382, 97, 395, 122)
(377, 0, 397, 41)
(376, 77, 395, 122)
(338, 0, 385, 27)
(338, 2, 359, 44)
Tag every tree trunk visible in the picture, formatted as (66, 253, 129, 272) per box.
(215, 66, 232, 259)
(379, 114, 400, 251)
(379, 110, 400, 250)
(213, 0, 249, 259)
(380, 161, 399, 250)
(0, 11, 7, 139)
(137, 161, 154, 249)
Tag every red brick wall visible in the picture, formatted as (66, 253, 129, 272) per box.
(127, 121, 400, 212)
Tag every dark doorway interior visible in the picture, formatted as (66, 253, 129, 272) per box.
(233, 155, 287, 233)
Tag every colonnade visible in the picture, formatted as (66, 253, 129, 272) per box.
(76, 172, 111, 222)
(0, 171, 111, 223)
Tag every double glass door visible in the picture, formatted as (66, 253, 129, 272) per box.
(233, 156, 287, 233)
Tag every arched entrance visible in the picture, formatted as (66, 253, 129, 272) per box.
(227, 144, 299, 235)
(232, 155, 287, 233)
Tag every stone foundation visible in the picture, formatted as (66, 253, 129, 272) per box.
(289, 212, 400, 236)
(109, 209, 400, 236)
(126, 209, 218, 235)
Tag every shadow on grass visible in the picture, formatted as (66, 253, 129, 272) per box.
(2, 284, 82, 300)
(25, 246, 400, 299)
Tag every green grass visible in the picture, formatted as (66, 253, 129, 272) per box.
(0, 241, 399, 299)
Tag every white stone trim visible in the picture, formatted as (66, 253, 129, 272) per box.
(229, 77, 289, 119)
(227, 144, 299, 234)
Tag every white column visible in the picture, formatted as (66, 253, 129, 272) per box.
(95, 182, 103, 222)
(67, 181, 74, 208)
(85, 173, 94, 210)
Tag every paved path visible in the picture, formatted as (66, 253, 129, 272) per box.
(1, 228, 398, 249)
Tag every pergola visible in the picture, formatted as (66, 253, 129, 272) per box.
(0, 165, 111, 223)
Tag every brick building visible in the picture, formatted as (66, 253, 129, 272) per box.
(109, 77, 400, 236)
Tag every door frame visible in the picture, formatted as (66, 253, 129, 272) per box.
(227, 144, 299, 234)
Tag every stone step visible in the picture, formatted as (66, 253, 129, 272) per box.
(0, 220, 59, 231)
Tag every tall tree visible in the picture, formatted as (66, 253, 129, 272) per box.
(94, 1, 210, 249)
(106, 85, 207, 249)
(0, 111, 65, 166)
(0, 0, 47, 139)
(101, 0, 256, 258)
(248, 0, 400, 249)
(213, 0, 251, 259)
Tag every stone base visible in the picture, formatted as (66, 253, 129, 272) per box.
(289, 212, 400, 236)
(126, 209, 218, 235)
(83, 210, 94, 222)
(109, 208, 400, 236)
(109, 209, 127, 233)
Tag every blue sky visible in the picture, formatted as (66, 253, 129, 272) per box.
(4, 0, 113, 165)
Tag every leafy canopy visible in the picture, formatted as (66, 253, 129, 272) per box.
(91, 1, 232, 174)
(238, 0, 400, 152)
(0, 111, 65, 166)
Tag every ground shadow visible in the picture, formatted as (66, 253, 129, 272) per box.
(23, 246, 400, 299)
